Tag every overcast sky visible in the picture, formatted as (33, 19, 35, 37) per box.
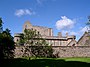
(0, 0, 90, 41)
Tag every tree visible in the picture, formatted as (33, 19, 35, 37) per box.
(19, 29, 53, 58)
(0, 18, 15, 60)
(0, 17, 3, 33)
(2, 29, 15, 59)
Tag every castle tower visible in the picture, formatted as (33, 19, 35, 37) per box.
(58, 32, 62, 37)
(14, 33, 23, 45)
(23, 21, 32, 32)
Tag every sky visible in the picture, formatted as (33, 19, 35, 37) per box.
(0, 0, 90, 41)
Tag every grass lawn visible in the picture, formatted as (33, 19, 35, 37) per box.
(2, 57, 90, 67)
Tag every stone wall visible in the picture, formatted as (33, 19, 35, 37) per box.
(53, 46, 90, 57)
(14, 46, 90, 58)
(14, 46, 25, 58)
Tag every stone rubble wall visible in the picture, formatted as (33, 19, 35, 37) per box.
(14, 46, 90, 58)
(14, 46, 25, 58)
(53, 46, 90, 57)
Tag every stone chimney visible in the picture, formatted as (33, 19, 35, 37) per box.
(48, 28, 53, 36)
(66, 32, 68, 37)
(58, 32, 62, 37)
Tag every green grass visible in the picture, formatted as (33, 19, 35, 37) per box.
(2, 57, 90, 67)
(23, 57, 90, 63)
(64, 57, 90, 63)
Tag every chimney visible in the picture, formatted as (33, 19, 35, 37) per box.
(58, 32, 62, 37)
(48, 28, 53, 36)
(66, 32, 68, 37)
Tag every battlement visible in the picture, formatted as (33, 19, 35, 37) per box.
(14, 21, 77, 46)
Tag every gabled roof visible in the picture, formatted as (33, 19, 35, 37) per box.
(77, 32, 88, 44)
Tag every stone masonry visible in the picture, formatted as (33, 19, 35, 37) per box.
(14, 46, 90, 58)
(14, 21, 90, 58)
(14, 21, 77, 46)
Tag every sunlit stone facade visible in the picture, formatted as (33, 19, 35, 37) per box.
(14, 21, 77, 46)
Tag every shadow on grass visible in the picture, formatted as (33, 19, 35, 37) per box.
(1, 58, 90, 67)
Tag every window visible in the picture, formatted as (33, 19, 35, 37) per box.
(72, 44, 75, 46)
(17, 39, 18, 41)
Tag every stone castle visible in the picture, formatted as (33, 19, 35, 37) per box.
(14, 21, 77, 46)
(14, 21, 90, 58)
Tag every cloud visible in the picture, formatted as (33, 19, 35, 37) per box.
(70, 31, 78, 35)
(55, 16, 88, 41)
(69, 27, 88, 39)
(61, 30, 78, 36)
(15, 9, 35, 17)
(55, 16, 75, 30)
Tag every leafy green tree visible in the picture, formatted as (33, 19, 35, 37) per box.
(0, 18, 15, 60)
(2, 29, 15, 59)
(19, 29, 53, 58)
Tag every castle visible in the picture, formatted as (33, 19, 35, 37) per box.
(14, 21, 90, 46)
(14, 21, 90, 58)
(14, 21, 77, 46)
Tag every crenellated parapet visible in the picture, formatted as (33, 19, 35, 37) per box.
(14, 21, 77, 46)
